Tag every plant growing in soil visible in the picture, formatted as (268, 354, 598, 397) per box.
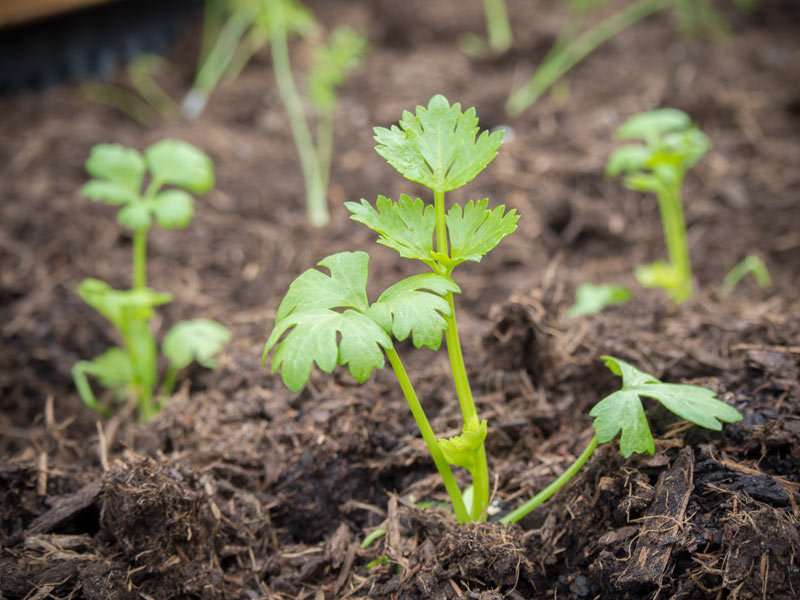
(499, 355, 742, 523)
(73, 140, 231, 421)
(264, 95, 516, 522)
(606, 108, 710, 302)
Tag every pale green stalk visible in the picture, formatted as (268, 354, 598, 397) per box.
(656, 181, 692, 301)
(267, 0, 328, 227)
(500, 435, 599, 523)
(482, 0, 513, 53)
(316, 108, 334, 195)
(385, 347, 470, 523)
(506, 0, 670, 116)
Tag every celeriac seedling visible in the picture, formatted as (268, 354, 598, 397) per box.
(566, 282, 632, 318)
(607, 108, 710, 302)
(74, 140, 231, 421)
(264, 95, 517, 522)
(499, 355, 742, 523)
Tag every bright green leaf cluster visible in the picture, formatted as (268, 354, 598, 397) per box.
(590, 356, 742, 457)
(374, 94, 505, 193)
(263, 251, 460, 392)
(83, 139, 214, 231)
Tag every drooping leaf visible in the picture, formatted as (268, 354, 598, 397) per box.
(79, 347, 134, 390)
(566, 283, 632, 318)
(275, 251, 371, 321)
(374, 94, 504, 193)
(366, 273, 460, 350)
(117, 203, 152, 230)
(77, 278, 172, 329)
(82, 179, 140, 205)
(590, 355, 742, 458)
(438, 416, 488, 473)
(266, 308, 391, 392)
(85, 143, 146, 192)
(145, 139, 215, 193)
(605, 144, 650, 177)
(446, 199, 519, 265)
(163, 319, 231, 370)
(308, 27, 366, 112)
(616, 108, 692, 144)
(153, 189, 195, 229)
(345, 195, 436, 264)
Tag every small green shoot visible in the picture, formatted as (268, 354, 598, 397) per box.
(460, 0, 513, 56)
(500, 355, 741, 523)
(74, 140, 230, 420)
(721, 255, 772, 297)
(566, 283, 632, 317)
(607, 108, 710, 302)
(264, 95, 517, 523)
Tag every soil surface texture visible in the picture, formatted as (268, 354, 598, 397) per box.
(1, 1, 799, 598)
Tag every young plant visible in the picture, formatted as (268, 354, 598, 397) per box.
(264, 95, 516, 522)
(566, 282, 632, 318)
(460, 0, 513, 56)
(721, 255, 772, 297)
(73, 140, 231, 421)
(606, 108, 710, 302)
(499, 355, 742, 523)
(505, 0, 756, 117)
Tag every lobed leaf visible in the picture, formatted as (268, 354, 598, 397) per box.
(591, 355, 742, 458)
(374, 94, 504, 193)
(345, 195, 435, 263)
(366, 273, 460, 350)
(616, 108, 692, 144)
(145, 139, 215, 194)
(85, 143, 146, 192)
(82, 180, 139, 206)
(163, 319, 231, 370)
(117, 203, 152, 230)
(605, 145, 650, 178)
(153, 189, 195, 229)
(77, 278, 172, 329)
(446, 199, 519, 265)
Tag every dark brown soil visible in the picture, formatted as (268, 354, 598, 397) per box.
(2, 1, 799, 598)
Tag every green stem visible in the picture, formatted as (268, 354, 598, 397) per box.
(434, 190, 448, 256)
(133, 228, 147, 289)
(500, 434, 599, 524)
(316, 108, 334, 196)
(482, 0, 512, 53)
(657, 181, 691, 301)
(267, 0, 328, 227)
(506, 0, 670, 117)
(161, 363, 178, 398)
(385, 347, 470, 523)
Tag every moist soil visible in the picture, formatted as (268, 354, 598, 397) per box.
(1, 1, 799, 598)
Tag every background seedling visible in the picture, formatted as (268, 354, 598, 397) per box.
(264, 95, 516, 522)
(721, 255, 772, 297)
(566, 282, 632, 317)
(74, 140, 230, 420)
(606, 108, 710, 302)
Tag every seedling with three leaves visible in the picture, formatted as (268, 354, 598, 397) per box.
(263, 95, 742, 525)
(606, 108, 710, 302)
(73, 140, 231, 421)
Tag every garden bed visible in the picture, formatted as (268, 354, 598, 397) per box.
(1, 0, 799, 598)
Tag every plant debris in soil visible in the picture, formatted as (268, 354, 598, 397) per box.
(1, 0, 799, 598)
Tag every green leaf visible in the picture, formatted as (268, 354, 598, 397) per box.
(616, 109, 692, 144)
(163, 319, 231, 370)
(308, 27, 366, 111)
(82, 179, 140, 205)
(374, 94, 504, 193)
(266, 308, 391, 392)
(145, 139, 215, 193)
(606, 145, 650, 178)
(77, 278, 172, 329)
(80, 347, 134, 390)
(446, 199, 519, 265)
(566, 283, 632, 318)
(345, 195, 435, 263)
(438, 416, 488, 473)
(634, 261, 681, 291)
(252, 0, 318, 38)
(264, 252, 392, 391)
(85, 143, 146, 191)
(591, 355, 743, 458)
(366, 273, 460, 350)
(117, 203, 152, 230)
(153, 189, 195, 229)
(275, 251, 371, 321)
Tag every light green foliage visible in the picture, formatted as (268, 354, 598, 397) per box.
(721, 255, 772, 297)
(444, 199, 519, 266)
(590, 356, 742, 457)
(566, 283, 632, 318)
(263, 251, 458, 392)
(75, 141, 229, 420)
(82, 140, 214, 231)
(308, 27, 366, 111)
(607, 108, 710, 302)
(374, 94, 505, 193)
(438, 416, 488, 473)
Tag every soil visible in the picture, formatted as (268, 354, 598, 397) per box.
(1, 0, 799, 598)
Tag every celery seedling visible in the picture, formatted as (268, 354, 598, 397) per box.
(264, 95, 517, 522)
(499, 356, 742, 523)
(74, 140, 231, 420)
(721, 255, 772, 297)
(566, 282, 632, 317)
(607, 108, 710, 302)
